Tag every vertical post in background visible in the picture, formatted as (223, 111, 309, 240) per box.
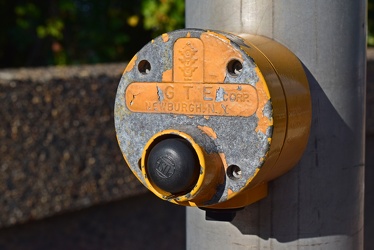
(186, 1, 366, 249)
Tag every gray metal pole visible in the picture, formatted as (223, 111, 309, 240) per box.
(186, 1, 366, 249)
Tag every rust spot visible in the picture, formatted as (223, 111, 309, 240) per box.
(162, 33, 169, 42)
(198, 126, 217, 139)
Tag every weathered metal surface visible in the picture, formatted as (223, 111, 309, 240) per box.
(115, 29, 311, 209)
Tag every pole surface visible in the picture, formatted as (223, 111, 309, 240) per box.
(186, 1, 366, 249)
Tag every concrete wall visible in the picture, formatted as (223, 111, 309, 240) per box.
(0, 64, 147, 227)
(0, 63, 185, 249)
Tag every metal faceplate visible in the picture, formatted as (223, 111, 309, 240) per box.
(115, 29, 311, 208)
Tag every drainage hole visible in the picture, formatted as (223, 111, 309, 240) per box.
(227, 59, 243, 77)
(138, 60, 151, 74)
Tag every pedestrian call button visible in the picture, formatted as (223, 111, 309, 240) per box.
(114, 29, 312, 210)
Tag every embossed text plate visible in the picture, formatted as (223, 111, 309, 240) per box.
(125, 82, 258, 117)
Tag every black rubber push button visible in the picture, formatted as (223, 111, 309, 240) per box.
(146, 138, 200, 194)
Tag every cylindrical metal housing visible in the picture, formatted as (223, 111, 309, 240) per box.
(115, 29, 311, 209)
(186, 0, 366, 249)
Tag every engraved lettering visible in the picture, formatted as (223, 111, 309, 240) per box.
(174, 103, 180, 111)
(165, 86, 174, 99)
(221, 104, 228, 114)
(230, 93, 236, 102)
(161, 102, 167, 111)
(126, 82, 257, 117)
(153, 102, 158, 111)
(168, 103, 173, 111)
(182, 103, 188, 112)
(203, 86, 213, 101)
(156, 155, 175, 178)
(189, 104, 195, 112)
(183, 85, 193, 100)
(208, 104, 215, 113)
(195, 103, 202, 113)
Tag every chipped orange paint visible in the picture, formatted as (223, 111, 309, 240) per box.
(162, 69, 172, 82)
(119, 31, 311, 209)
(125, 82, 258, 117)
(198, 125, 217, 139)
(236, 38, 289, 191)
(161, 33, 169, 42)
(205, 31, 231, 44)
(228, 189, 233, 196)
(124, 55, 137, 73)
(200, 32, 242, 83)
(126, 35, 259, 118)
(254, 67, 273, 134)
(244, 34, 312, 181)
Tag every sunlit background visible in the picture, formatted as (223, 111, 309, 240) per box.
(0, 0, 185, 68)
(1, 0, 373, 69)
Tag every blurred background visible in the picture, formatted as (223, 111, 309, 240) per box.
(0, 0, 185, 68)
(1, 0, 374, 69)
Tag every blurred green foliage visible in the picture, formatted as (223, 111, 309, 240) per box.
(369, 0, 374, 46)
(1, 1, 372, 68)
(0, 0, 185, 68)
(142, 0, 185, 36)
